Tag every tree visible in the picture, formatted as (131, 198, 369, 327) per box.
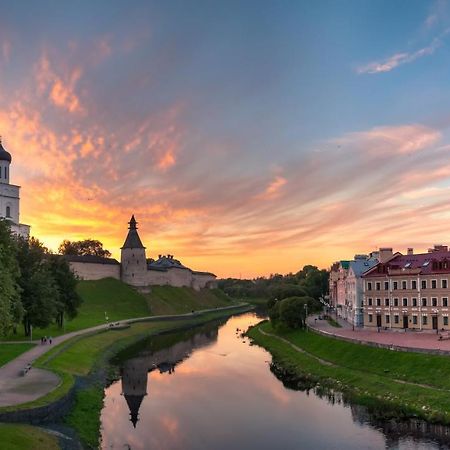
(0, 219, 21, 336)
(48, 254, 82, 328)
(58, 239, 111, 258)
(16, 237, 59, 336)
(278, 297, 308, 329)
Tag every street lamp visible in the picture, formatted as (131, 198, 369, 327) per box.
(304, 303, 308, 331)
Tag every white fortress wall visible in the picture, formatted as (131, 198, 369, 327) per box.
(69, 261, 120, 280)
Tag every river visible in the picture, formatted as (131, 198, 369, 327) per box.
(100, 312, 450, 449)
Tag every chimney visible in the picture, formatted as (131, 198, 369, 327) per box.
(379, 247, 393, 263)
(407, 248, 414, 255)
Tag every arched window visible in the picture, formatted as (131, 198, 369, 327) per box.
(6, 206, 11, 217)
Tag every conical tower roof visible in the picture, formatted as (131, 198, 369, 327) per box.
(121, 215, 145, 249)
(124, 393, 145, 428)
(0, 138, 12, 162)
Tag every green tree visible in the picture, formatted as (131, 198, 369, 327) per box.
(17, 237, 59, 336)
(0, 220, 21, 336)
(48, 254, 82, 328)
(58, 239, 111, 258)
(279, 297, 307, 329)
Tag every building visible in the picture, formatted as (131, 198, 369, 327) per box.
(345, 254, 378, 326)
(68, 215, 217, 290)
(329, 261, 349, 309)
(362, 245, 450, 331)
(0, 139, 30, 238)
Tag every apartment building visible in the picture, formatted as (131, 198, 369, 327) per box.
(362, 245, 450, 331)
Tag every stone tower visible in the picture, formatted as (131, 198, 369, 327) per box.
(120, 215, 147, 286)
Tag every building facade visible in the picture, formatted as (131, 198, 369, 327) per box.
(0, 140, 30, 238)
(362, 246, 450, 331)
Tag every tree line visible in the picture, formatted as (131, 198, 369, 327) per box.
(0, 222, 112, 337)
(219, 265, 329, 330)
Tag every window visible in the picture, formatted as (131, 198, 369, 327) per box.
(421, 280, 427, 289)
(5, 206, 10, 218)
(367, 282, 372, 291)
(394, 315, 399, 324)
(444, 298, 448, 307)
(394, 298, 399, 307)
(393, 281, 398, 290)
(376, 282, 381, 290)
(402, 281, 407, 290)
(385, 298, 390, 306)
(3, 167, 6, 179)
(402, 298, 408, 307)
(384, 281, 389, 290)
(368, 298, 373, 306)
(432, 297, 438, 307)
(385, 315, 390, 324)
(375, 298, 380, 306)
(412, 298, 417, 307)
(443, 280, 448, 289)
(413, 316, 418, 325)
(422, 298, 427, 307)
(412, 280, 417, 290)
(432, 280, 437, 289)
(368, 314, 373, 323)
(445, 317, 449, 326)
(423, 316, 428, 325)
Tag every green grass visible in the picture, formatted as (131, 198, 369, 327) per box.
(248, 321, 450, 424)
(2, 278, 151, 341)
(0, 423, 59, 450)
(0, 343, 35, 367)
(146, 286, 233, 315)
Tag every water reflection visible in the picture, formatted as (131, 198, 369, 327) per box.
(101, 313, 450, 450)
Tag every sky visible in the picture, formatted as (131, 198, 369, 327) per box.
(2, 0, 450, 278)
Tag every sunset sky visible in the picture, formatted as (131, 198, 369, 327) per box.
(2, 0, 450, 278)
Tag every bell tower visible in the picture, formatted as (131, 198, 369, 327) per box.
(120, 215, 147, 286)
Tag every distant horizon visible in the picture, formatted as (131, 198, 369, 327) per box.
(2, 1, 450, 278)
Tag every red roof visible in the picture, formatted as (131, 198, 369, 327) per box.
(363, 250, 450, 277)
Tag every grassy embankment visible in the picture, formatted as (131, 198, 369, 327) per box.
(0, 343, 35, 367)
(0, 423, 59, 450)
(2, 278, 236, 342)
(248, 321, 450, 424)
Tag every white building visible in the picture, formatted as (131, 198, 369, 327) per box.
(0, 139, 30, 238)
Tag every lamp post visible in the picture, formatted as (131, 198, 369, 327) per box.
(304, 303, 308, 331)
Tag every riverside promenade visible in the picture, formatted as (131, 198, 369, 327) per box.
(0, 304, 249, 408)
(307, 315, 450, 354)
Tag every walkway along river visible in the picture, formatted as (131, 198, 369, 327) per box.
(100, 312, 450, 449)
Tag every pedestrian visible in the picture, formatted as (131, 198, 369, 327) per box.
(49, 336, 52, 345)
(43, 336, 47, 344)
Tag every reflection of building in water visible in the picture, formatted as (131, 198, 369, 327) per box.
(350, 403, 450, 448)
(121, 327, 218, 427)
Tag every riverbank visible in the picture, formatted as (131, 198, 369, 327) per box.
(0, 304, 253, 449)
(247, 320, 450, 426)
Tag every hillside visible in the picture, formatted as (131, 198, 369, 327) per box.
(145, 286, 234, 315)
(2, 279, 235, 341)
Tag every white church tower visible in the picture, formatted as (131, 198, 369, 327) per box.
(120, 215, 147, 286)
(0, 139, 30, 238)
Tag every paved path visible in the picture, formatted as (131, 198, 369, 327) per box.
(0, 304, 248, 408)
(307, 315, 450, 354)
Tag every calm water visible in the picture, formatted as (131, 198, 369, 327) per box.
(100, 313, 450, 450)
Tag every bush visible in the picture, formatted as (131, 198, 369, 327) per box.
(279, 297, 307, 329)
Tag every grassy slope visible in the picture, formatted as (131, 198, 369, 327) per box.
(2, 278, 151, 341)
(0, 424, 59, 450)
(146, 286, 233, 315)
(0, 343, 35, 367)
(248, 321, 450, 424)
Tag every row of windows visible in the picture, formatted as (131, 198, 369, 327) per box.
(367, 279, 448, 291)
(367, 314, 449, 326)
(366, 297, 449, 307)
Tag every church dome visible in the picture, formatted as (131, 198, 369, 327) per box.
(0, 141, 11, 162)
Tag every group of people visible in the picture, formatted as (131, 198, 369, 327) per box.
(40, 336, 52, 345)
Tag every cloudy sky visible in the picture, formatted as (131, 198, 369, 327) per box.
(2, 0, 450, 277)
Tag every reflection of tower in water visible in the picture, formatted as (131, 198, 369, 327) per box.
(121, 326, 219, 428)
(121, 359, 148, 428)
